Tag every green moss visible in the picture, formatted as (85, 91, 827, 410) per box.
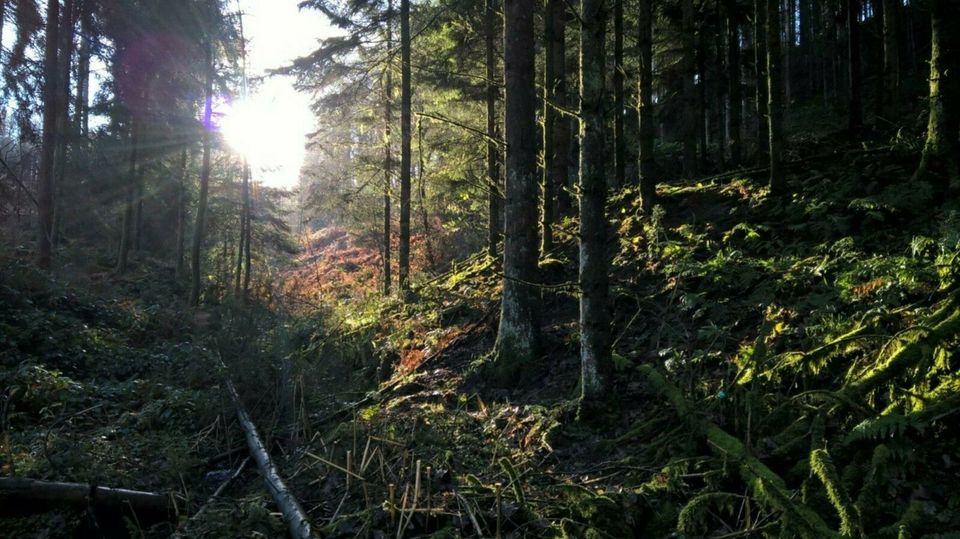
(810, 449, 862, 538)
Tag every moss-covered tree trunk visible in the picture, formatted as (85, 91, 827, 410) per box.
(37, 0, 60, 270)
(494, 0, 540, 377)
(486, 0, 502, 261)
(579, 0, 610, 405)
(638, 0, 656, 212)
(913, 0, 960, 188)
(541, 0, 566, 258)
(753, 0, 768, 162)
(726, 1, 742, 167)
(846, 0, 862, 136)
(189, 44, 214, 306)
(398, 0, 412, 292)
(766, 0, 785, 195)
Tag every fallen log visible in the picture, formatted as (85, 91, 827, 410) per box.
(0, 477, 175, 525)
(220, 361, 316, 539)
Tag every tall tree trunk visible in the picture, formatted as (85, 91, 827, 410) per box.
(767, 0, 785, 194)
(190, 44, 214, 307)
(579, 0, 610, 407)
(681, 0, 698, 176)
(175, 146, 187, 280)
(913, 0, 960, 188)
(714, 0, 727, 169)
(784, 0, 793, 103)
(696, 24, 708, 171)
(727, 1, 743, 167)
(494, 0, 540, 376)
(51, 0, 75, 249)
(613, 0, 625, 188)
(638, 0, 656, 211)
(881, 0, 899, 119)
(383, 0, 394, 294)
(846, 0, 862, 136)
(754, 0, 769, 161)
(235, 6, 250, 300)
(243, 183, 252, 295)
(75, 2, 91, 137)
(398, 0, 412, 291)
(0, 0, 5, 74)
(799, 0, 810, 100)
(133, 83, 150, 254)
(37, 0, 60, 270)
(117, 113, 138, 274)
(234, 162, 249, 296)
(486, 0, 502, 261)
(541, 0, 566, 258)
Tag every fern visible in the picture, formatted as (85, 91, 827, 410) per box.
(844, 414, 918, 444)
(810, 448, 863, 538)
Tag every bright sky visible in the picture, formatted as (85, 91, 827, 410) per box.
(220, 0, 337, 189)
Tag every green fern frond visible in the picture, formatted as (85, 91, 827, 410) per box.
(844, 414, 918, 444)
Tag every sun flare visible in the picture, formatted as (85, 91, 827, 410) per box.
(218, 79, 314, 189)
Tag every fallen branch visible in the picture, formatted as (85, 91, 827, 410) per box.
(839, 302, 960, 401)
(638, 365, 837, 539)
(221, 360, 317, 539)
(0, 477, 175, 525)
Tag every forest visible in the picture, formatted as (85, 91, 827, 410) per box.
(2, 0, 960, 536)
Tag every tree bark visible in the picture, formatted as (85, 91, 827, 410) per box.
(766, 0, 785, 194)
(486, 0, 502, 261)
(0, 478, 175, 524)
(494, 0, 540, 377)
(541, 0, 566, 258)
(37, 0, 60, 269)
(846, 0, 862, 136)
(483, 0, 503, 260)
(190, 44, 214, 306)
(222, 370, 316, 539)
(398, 0, 412, 292)
(383, 0, 393, 294)
(638, 0, 656, 211)
(579, 0, 610, 405)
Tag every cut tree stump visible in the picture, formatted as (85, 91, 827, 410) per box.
(0, 477, 175, 525)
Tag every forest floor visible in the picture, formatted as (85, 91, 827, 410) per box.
(4, 130, 960, 537)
